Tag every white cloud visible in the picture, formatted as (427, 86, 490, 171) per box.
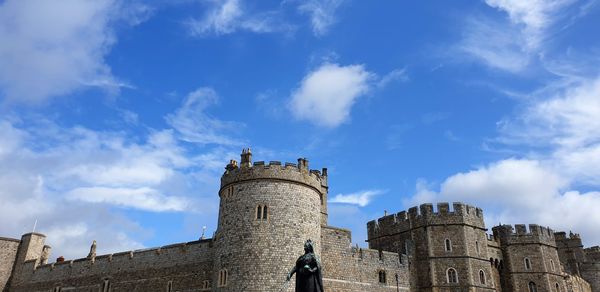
(66, 187, 188, 212)
(166, 87, 243, 145)
(298, 0, 344, 36)
(187, 0, 293, 36)
(407, 159, 600, 245)
(330, 189, 385, 207)
(0, 117, 224, 258)
(289, 63, 374, 128)
(0, 0, 149, 104)
(497, 78, 600, 185)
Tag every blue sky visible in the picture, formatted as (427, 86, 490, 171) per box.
(1, 0, 600, 259)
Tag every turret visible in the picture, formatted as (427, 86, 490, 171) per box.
(492, 224, 563, 291)
(214, 149, 328, 291)
(10, 233, 48, 286)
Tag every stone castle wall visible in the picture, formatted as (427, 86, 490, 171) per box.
(0, 237, 20, 291)
(320, 226, 410, 291)
(367, 202, 493, 291)
(11, 239, 214, 292)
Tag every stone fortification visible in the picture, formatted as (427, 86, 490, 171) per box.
(492, 224, 564, 291)
(321, 226, 409, 291)
(367, 202, 485, 249)
(215, 149, 328, 291)
(0, 237, 20, 291)
(368, 202, 492, 291)
(12, 238, 214, 292)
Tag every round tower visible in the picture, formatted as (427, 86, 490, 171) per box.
(213, 149, 328, 291)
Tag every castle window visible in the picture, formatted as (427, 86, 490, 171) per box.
(378, 270, 387, 284)
(202, 280, 211, 289)
(53, 287, 61, 292)
(528, 281, 537, 292)
(256, 205, 268, 220)
(218, 269, 228, 287)
(447, 268, 458, 283)
(102, 279, 111, 292)
(550, 259, 555, 271)
(555, 283, 560, 292)
(476, 241, 480, 255)
(167, 281, 173, 292)
(445, 239, 452, 252)
(525, 258, 532, 270)
(479, 270, 486, 285)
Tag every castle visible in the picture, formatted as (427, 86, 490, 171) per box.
(0, 149, 599, 291)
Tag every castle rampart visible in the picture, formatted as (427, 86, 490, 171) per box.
(11, 239, 214, 292)
(492, 224, 556, 247)
(367, 202, 486, 244)
(0, 237, 20, 291)
(321, 226, 409, 291)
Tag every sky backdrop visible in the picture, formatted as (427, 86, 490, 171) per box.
(1, 0, 600, 259)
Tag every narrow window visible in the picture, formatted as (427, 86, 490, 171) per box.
(447, 268, 458, 283)
(262, 205, 268, 220)
(445, 239, 452, 252)
(166, 281, 173, 292)
(203, 280, 210, 289)
(102, 279, 111, 292)
(479, 270, 486, 285)
(256, 205, 262, 219)
(54, 287, 61, 292)
(555, 283, 560, 292)
(378, 270, 387, 283)
(525, 258, 532, 270)
(218, 269, 228, 287)
(528, 281, 537, 292)
(550, 259, 555, 272)
(476, 241, 480, 255)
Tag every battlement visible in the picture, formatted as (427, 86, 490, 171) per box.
(221, 149, 328, 193)
(491, 224, 556, 246)
(367, 202, 485, 240)
(20, 239, 214, 282)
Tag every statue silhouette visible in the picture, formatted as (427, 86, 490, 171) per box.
(286, 239, 323, 292)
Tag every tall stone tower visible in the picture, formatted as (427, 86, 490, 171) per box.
(213, 149, 328, 291)
(368, 202, 494, 291)
(493, 224, 564, 292)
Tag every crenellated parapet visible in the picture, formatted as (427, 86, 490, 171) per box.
(492, 224, 556, 247)
(16, 239, 214, 283)
(367, 202, 485, 240)
(221, 149, 328, 195)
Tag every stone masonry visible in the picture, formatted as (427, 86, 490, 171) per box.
(0, 149, 598, 291)
(368, 203, 599, 292)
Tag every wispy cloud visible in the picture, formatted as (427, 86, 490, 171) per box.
(187, 0, 294, 36)
(66, 187, 188, 212)
(298, 0, 345, 36)
(0, 0, 150, 104)
(457, 0, 579, 72)
(166, 87, 244, 145)
(330, 189, 385, 207)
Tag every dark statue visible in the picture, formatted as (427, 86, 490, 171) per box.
(286, 239, 323, 292)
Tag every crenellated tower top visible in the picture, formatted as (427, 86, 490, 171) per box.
(492, 224, 556, 247)
(221, 149, 328, 195)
